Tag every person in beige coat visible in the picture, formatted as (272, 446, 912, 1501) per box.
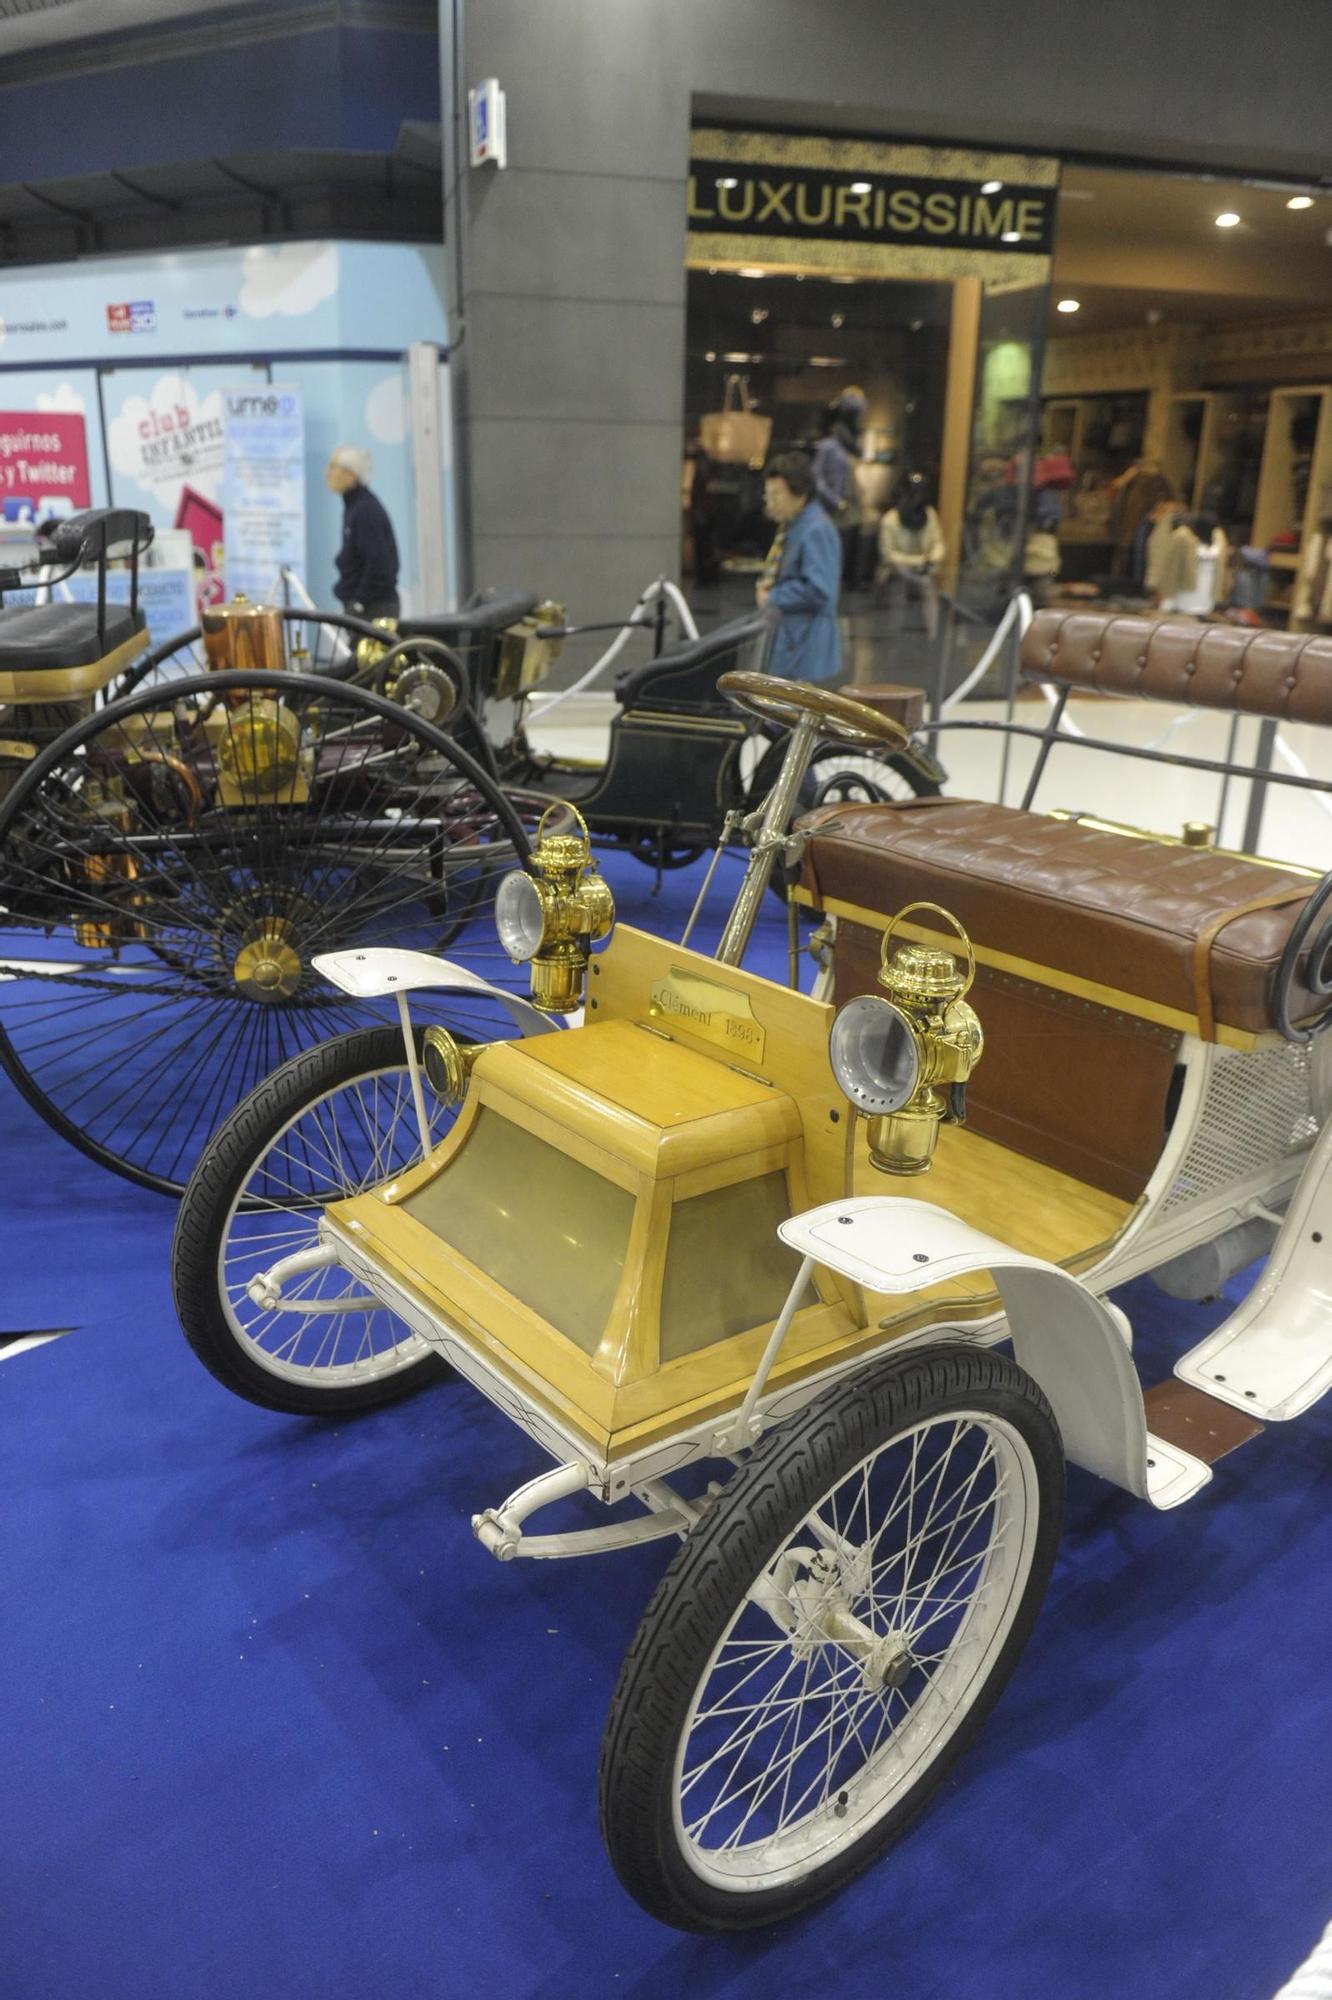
(876, 477, 946, 637)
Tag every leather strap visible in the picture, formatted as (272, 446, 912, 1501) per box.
(1193, 882, 1312, 1041)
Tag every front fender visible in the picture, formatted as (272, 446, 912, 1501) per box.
(310, 946, 560, 1037)
(779, 1196, 1210, 1510)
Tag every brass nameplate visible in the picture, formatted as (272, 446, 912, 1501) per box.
(0, 739, 36, 761)
(648, 968, 766, 1061)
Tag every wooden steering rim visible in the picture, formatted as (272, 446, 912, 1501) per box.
(718, 670, 910, 750)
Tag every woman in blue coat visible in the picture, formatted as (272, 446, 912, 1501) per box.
(755, 451, 843, 684)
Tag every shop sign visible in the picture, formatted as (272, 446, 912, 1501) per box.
(688, 130, 1058, 280)
(221, 384, 306, 600)
(688, 166, 1054, 255)
(0, 411, 92, 516)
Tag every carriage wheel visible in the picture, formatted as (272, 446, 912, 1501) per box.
(599, 1345, 1062, 1931)
(173, 1025, 455, 1414)
(0, 669, 529, 1195)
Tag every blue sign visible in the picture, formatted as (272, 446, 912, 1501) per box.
(222, 383, 306, 600)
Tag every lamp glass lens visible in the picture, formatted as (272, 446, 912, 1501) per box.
(495, 871, 545, 962)
(829, 995, 920, 1115)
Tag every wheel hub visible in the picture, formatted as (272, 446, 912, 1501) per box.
(233, 922, 302, 1001)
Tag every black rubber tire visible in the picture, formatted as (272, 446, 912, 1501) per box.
(172, 1024, 449, 1415)
(598, 1343, 1063, 1931)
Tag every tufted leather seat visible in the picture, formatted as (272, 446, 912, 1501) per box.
(799, 796, 1318, 1040)
(1019, 609, 1332, 723)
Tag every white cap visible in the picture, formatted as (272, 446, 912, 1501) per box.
(331, 444, 372, 482)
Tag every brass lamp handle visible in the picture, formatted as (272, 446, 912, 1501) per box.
(535, 798, 592, 847)
(880, 900, 977, 997)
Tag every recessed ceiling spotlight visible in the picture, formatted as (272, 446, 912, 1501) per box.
(705, 350, 716, 362)
(707, 266, 717, 276)
(716, 177, 738, 190)
(909, 318, 924, 331)
(829, 274, 858, 284)
(848, 181, 872, 195)
(1145, 308, 1163, 325)
(981, 180, 1003, 195)
(1001, 230, 1021, 242)
(830, 312, 846, 328)
(1215, 211, 1241, 228)
(1056, 298, 1080, 314)
(1288, 194, 1315, 210)
(722, 350, 759, 363)
(737, 267, 767, 278)
(750, 307, 769, 324)
(809, 355, 851, 368)
(794, 273, 805, 282)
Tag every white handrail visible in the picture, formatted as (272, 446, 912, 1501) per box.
(532, 576, 699, 719)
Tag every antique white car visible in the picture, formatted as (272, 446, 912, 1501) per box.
(169, 625, 1332, 1931)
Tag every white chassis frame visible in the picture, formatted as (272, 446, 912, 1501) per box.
(250, 947, 1332, 1562)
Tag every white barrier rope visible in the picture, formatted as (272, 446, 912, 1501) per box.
(940, 589, 1034, 715)
(531, 576, 698, 719)
(1272, 1918, 1332, 2000)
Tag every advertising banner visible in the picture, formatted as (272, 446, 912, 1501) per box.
(221, 383, 306, 600)
(0, 411, 92, 522)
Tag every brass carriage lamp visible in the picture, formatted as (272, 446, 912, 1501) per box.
(494, 802, 615, 1012)
(829, 902, 984, 1176)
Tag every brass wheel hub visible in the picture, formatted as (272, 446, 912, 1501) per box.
(233, 923, 302, 1002)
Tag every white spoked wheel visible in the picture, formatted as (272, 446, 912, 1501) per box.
(599, 1345, 1063, 1931)
(172, 1024, 458, 1414)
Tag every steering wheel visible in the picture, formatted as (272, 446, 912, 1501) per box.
(718, 670, 910, 751)
(1274, 870, 1332, 1042)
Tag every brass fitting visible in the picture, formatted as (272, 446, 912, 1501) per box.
(830, 902, 983, 1177)
(421, 1026, 477, 1104)
(495, 803, 615, 1013)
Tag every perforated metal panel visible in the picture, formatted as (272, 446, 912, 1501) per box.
(1159, 1042, 1317, 1216)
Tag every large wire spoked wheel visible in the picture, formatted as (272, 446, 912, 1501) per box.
(0, 669, 530, 1195)
(600, 1345, 1062, 1931)
(173, 1025, 456, 1415)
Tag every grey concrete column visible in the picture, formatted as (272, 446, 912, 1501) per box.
(441, 0, 691, 644)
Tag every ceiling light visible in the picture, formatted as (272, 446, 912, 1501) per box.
(1001, 230, 1021, 242)
(1145, 308, 1162, 326)
(705, 350, 716, 362)
(1288, 194, 1315, 210)
(909, 318, 924, 331)
(722, 350, 759, 363)
(750, 307, 768, 324)
(809, 356, 850, 368)
(831, 312, 846, 328)
(829, 275, 858, 284)
(1056, 298, 1080, 314)
(1215, 211, 1241, 228)
(794, 273, 805, 282)
(717, 177, 738, 190)
(981, 180, 1002, 195)
(737, 267, 767, 278)
(848, 181, 872, 195)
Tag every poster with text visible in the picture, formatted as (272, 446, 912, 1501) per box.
(221, 384, 306, 600)
(0, 411, 91, 523)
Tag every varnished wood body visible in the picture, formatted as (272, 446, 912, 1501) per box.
(333, 925, 1134, 1463)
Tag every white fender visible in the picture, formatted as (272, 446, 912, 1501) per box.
(311, 947, 560, 1037)
(779, 1196, 1211, 1510)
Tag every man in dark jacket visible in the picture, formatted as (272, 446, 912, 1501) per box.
(326, 446, 400, 618)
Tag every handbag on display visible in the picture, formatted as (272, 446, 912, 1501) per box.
(698, 374, 772, 469)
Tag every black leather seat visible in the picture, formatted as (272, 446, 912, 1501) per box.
(0, 602, 146, 674)
(399, 591, 539, 645)
(614, 612, 773, 714)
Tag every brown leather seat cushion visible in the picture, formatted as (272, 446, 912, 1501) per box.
(800, 797, 1318, 1038)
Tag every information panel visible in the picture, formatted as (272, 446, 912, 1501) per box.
(221, 384, 306, 600)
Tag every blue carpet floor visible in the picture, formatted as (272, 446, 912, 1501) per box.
(3, 846, 1331, 2000)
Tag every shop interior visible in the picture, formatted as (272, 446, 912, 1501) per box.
(684, 159, 1332, 681)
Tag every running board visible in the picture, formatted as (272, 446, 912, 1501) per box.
(1175, 1113, 1332, 1422)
